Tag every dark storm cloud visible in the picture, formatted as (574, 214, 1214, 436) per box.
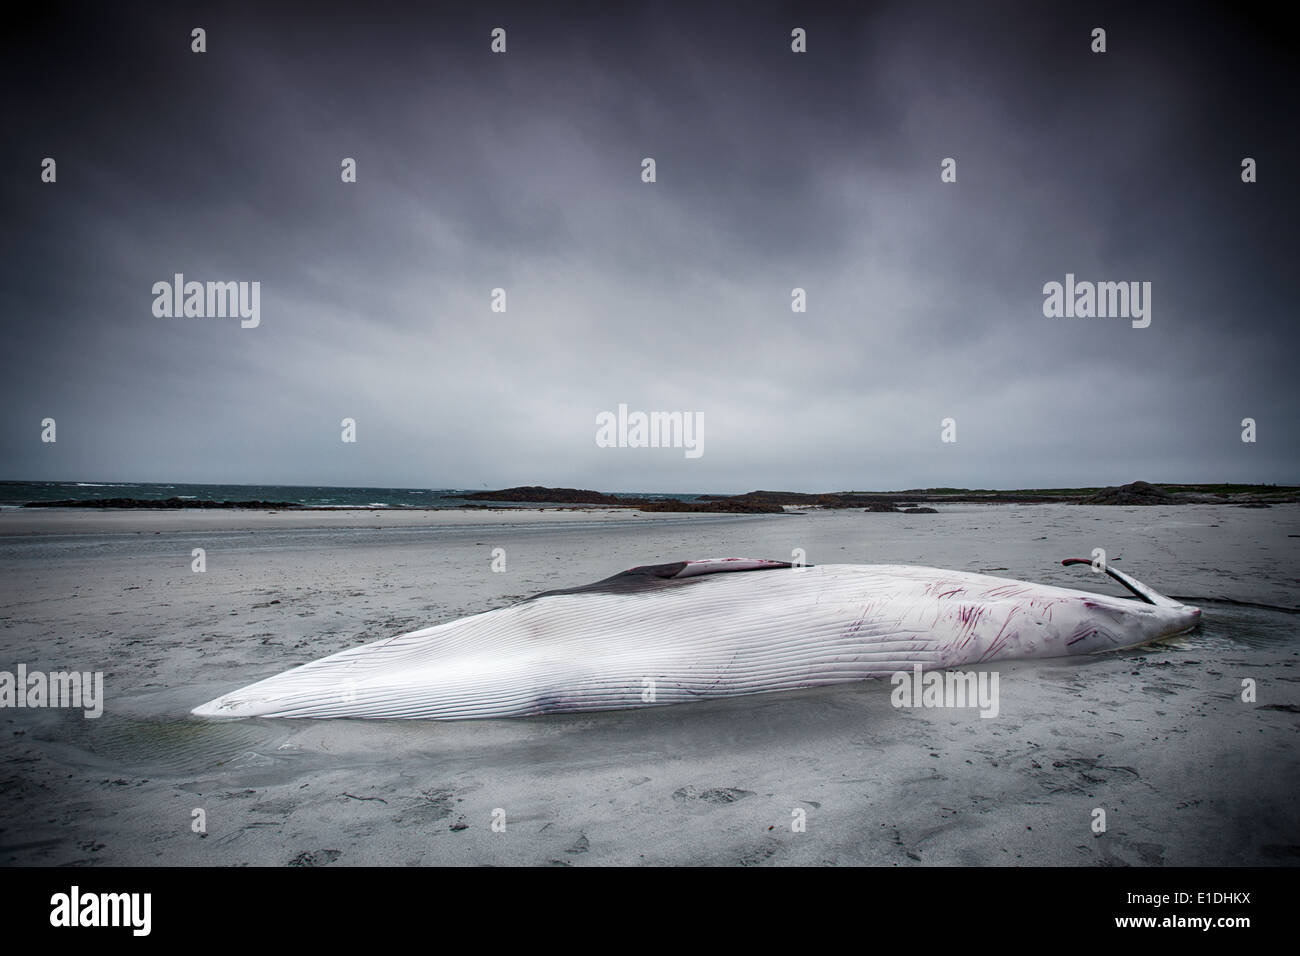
(1, 1, 1295, 491)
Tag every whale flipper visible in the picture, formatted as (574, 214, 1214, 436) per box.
(1060, 557, 1187, 608)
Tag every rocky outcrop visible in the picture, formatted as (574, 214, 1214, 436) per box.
(1078, 481, 1179, 506)
(455, 486, 624, 505)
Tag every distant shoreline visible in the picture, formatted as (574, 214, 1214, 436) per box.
(18, 480, 1299, 512)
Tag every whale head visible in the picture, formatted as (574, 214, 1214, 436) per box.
(1058, 558, 1201, 650)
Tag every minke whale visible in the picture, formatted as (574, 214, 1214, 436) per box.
(192, 557, 1201, 720)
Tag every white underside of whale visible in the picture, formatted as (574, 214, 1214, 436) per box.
(192, 559, 1201, 720)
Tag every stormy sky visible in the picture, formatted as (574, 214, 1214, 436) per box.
(2, 1, 1295, 493)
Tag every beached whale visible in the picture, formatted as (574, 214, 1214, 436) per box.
(192, 558, 1201, 720)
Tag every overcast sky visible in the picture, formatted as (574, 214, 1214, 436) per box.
(2, 1, 1295, 493)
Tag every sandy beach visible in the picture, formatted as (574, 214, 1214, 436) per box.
(1, 503, 1297, 866)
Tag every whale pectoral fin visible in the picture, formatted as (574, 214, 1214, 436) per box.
(1060, 558, 1182, 608)
(531, 558, 796, 599)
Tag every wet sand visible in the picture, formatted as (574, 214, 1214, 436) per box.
(1, 503, 1297, 866)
